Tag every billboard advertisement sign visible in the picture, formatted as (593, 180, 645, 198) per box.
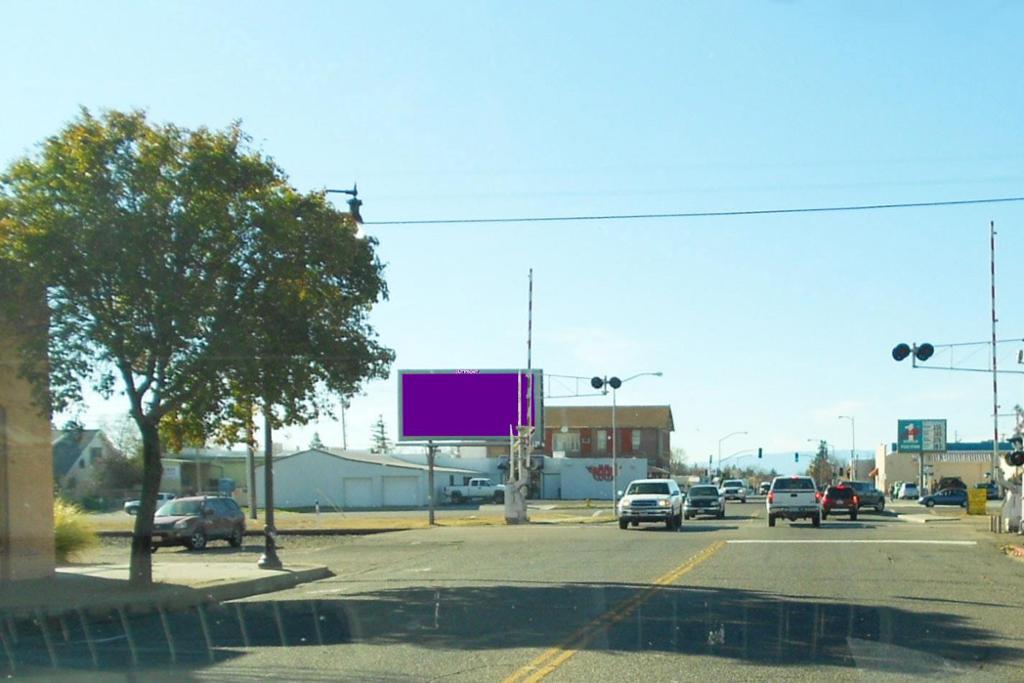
(398, 369, 544, 443)
(897, 419, 947, 452)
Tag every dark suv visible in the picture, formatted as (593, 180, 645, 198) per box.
(821, 485, 860, 521)
(840, 480, 885, 512)
(152, 496, 246, 550)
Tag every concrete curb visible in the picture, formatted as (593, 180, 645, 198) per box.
(191, 565, 334, 603)
(901, 514, 961, 524)
(98, 528, 399, 538)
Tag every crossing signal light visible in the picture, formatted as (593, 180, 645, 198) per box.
(915, 343, 934, 362)
(892, 343, 911, 361)
(1008, 436, 1024, 467)
(893, 342, 935, 363)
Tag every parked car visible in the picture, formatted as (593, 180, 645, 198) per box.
(840, 480, 885, 512)
(975, 482, 1002, 500)
(151, 496, 245, 550)
(766, 476, 821, 527)
(443, 478, 505, 504)
(897, 482, 919, 500)
(719, 479, 748, 503)
(123, 492, 176, 515)
(821, 484, 859, 521)
(918, 488, 968, 508)
(758, 482, 771, 495)
(617, 479, 684, 530)
(684, 484, 725, 519)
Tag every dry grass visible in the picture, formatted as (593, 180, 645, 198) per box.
(54, 499, 99, 562)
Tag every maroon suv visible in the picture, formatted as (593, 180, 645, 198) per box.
(821, 485, 860, 521)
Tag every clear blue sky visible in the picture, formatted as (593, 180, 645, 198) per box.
(4, 2, 1024, 466)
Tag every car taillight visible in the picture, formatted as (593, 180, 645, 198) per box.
(815, 491, 822, 502)
(853, 496, 859, 505)
(767, 492, 774, 503)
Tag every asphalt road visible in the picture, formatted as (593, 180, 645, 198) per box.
(32, 502, 1024, 681)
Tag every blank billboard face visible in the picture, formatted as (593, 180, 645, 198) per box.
(399, 370, 542, 441)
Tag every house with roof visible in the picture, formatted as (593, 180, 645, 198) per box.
(52, 428, 123, 496)
(254, 448, 483, 509)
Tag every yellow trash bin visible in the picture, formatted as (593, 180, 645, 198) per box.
(967, 488, 987, 515)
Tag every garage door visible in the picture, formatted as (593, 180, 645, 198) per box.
(383, 476, 419, 507)
(343, 478, 373, 508)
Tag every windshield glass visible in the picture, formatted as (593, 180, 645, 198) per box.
(689, 486, 719, 497)
(627, 483, 670, 495)
(156, 500, 203, 517)
(4, 4, 1023, 681)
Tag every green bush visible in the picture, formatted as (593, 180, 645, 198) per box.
(54, 498, 99, 562)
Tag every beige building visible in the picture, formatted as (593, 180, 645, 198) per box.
(876, 441, 1011, 495)
(0, 308, 55, 580)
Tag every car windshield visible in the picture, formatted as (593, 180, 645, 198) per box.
(4, 5, 1023, 680)
(773, 478, 816, 491)
(689, 486, 719, 497)
(627, 483, 670, 495)
(156, 500, 203, 517)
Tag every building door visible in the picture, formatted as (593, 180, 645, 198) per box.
(383, 476, 419, 507)
(343, 478, 373, 508)
(543, 473, 561, 499)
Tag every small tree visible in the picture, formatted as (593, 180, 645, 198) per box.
(807, 440, 840, 488)
(1, 110, 392, 585)
(310, 432, 325, 450)
(370, 415, 391, 454)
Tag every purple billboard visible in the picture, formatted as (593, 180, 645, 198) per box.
(398, 369, 543, 442)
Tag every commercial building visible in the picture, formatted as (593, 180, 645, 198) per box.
(542, 405, 674, 473)
(875, 440, 1012, 495)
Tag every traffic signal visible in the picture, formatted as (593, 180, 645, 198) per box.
(758, 447, 763, 459)
(1007, 436, 1024, 467)
(915, 343, 934, 362)
(591, 377, 604, 390)
(794, 452, 799, 463)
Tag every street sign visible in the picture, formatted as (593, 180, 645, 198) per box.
(898, 419, 947, 452)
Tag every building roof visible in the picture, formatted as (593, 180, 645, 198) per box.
(52, 429, 100, 479)
(260, 448, 481, 475)
(544, 405, 674, 430)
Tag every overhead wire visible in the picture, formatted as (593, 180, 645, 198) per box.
(364, 195, 1024, 226)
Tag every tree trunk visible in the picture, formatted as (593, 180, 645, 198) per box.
(129, 419, 163, 587)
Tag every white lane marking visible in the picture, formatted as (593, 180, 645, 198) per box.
(727, 540, 976, 545)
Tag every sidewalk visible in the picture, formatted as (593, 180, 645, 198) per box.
(0, 561, 332, 619)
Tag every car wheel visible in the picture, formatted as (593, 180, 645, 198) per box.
(619, 519, 628, 530)
(850, 511, 858, 521)
(493, 492, 504, 504)
(450, 492, 463, 505)
(188, 529, 207, 551)
(229, 526, 244, 548)
(877, 500, 885, 512)
(926, 500, 935, 508)
(768, 515, 776, 527)
(812, 513, 821, 528)
(821, 510, 828, 521)
(665, 516, 675, 530)
(741, 498, 746, 504)
(960, 501, 967, 508)
(684, 512, 692, 520)
(717, 510, 724, 519)
(631, 521, 638, 527)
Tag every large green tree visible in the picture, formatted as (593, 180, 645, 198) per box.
(0, 109, 393, 585)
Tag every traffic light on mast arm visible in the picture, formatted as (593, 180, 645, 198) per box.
(758, 447, 763, 459)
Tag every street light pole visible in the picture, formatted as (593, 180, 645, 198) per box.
(838, 416, 855, 472)
(717, 431, 748, 480)
(591, 372, 662, 505)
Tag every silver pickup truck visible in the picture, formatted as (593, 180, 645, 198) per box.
(766, 476, 821, 527)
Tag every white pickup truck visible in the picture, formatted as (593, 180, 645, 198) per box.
(766, 476, 821, 527)
(443, 478, 505, 504)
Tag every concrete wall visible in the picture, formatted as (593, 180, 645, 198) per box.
(0, 311, 55, 580)
(550, 457, 648, 500)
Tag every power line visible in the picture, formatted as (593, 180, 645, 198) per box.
(364, 195, 1024, 226)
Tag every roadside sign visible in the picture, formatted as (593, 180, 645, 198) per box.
(897, 419, 947, 452)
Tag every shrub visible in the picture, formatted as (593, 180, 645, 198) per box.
(54, 498, 99, 563)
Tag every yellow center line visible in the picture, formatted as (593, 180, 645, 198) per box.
(502, 540, 726, 683)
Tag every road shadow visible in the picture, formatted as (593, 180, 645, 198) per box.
(2, 581, 1017, 677)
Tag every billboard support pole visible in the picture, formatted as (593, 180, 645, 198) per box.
(427, 441, 436, 526)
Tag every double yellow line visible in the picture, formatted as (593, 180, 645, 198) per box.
(502, 540, 726, 683)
